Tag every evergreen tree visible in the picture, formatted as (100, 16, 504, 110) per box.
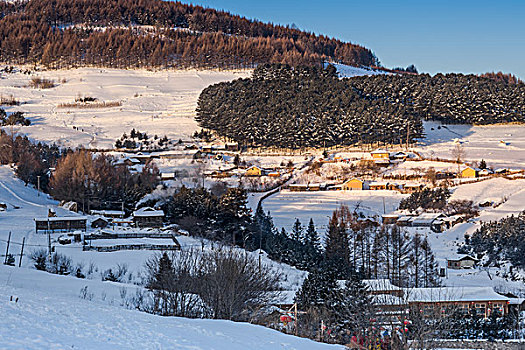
(324, 210, 352, 279)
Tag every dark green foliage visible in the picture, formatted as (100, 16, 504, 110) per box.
(197, 64, 422, 149)
(159, 186, 252, 246)
(463, 212, 525, 270)
(479, 159, 487, 169)
(399, 187, 451, 211)
(324, 211, 352, 279)
(444, 312, 515, 340)
(197, 65, 525, 149)
(0, 110, 30, 126)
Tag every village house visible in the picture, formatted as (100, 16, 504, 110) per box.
(447, 254, 479, 269)
(362, 279, 510, 319)
(35, 216, 88, 233)
(244, 166, 264, 177)
(91, 217, 109, 229)
(370, 149, 391, 160)
(368, 181, 389, 190)
(341, 178, 368, 191)
(409, 213, 447, 232)
(133, 207, 165, 228)
(401, 183, 425, 193)
(461, 166, 480, 178)
(407, 287, 510, 318)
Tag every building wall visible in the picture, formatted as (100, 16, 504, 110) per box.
(343, 179, 363, 190)
(245, 167, 262, 176)
(462, 168, 478, 178)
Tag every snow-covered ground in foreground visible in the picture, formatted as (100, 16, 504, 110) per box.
(418, 121, 525, 170)
(0, 67, 249, 149)
(0, 265, 342, 350)
(262, 190, 407, 234)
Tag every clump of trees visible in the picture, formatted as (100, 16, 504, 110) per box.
(0, 128, 62, 191)
(29, 77, 56, 89)
(144, 248, 281, 321)
(115, 129, 169, 150)
(197, 64, 525, 149)
(49, 150, 159, 211)
(0, 109, 30, 126)
(462, 212, 525, 272)
(197, 64, 422, 149)
(399, 187, 451, 211)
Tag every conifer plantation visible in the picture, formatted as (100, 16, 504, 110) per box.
(197, 64, 525, 149)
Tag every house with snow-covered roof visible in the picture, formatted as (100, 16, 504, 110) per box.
(447, 254, 479, 269)
(133, 207, 164, 228)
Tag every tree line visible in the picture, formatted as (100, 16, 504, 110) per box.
(0, 0, 377, 69)
(196, 64, 423, 149)
(197, 64, 525, 149)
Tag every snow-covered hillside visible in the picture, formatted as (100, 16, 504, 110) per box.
(0, 265, 341, 350)
(325, 62, 388, 78)
(0, 68, 249, 149)
(418, 121, 525, 169)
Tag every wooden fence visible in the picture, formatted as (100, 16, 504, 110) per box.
(83, 243, 180, 252)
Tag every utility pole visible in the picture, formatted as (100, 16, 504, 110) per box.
(406, 123, 410, 151)
(47, 219, 52, 258)
(4, 231, 11, 265)
(19, 237, 25, 267)
(37, 175, 41, 197)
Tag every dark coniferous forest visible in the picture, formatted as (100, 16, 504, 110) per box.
(196, 64, 525, 149)
(0, 0, 377, 69)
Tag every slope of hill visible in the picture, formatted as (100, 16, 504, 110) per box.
(0, 0, 377, 69)
(0, 67, 248, 148)
(0, 265, 341, 350)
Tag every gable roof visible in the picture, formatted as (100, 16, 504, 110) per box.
(133, 207, 164, 217)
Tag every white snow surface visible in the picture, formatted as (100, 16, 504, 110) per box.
(0, 67, 249, 149)
(0, 265, 341, 350)
(325, 62, 388, 78)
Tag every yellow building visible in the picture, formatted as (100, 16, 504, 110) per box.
(461, 167, 479, 178)
(245, 166, 263, 177)
(370, 149, 390, 160)
(342, 178, 365, 190)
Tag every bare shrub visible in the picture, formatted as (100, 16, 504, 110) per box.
(30, 77, 56, 89)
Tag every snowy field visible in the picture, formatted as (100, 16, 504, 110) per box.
(418, 121, 525, 170)
(262, 190, 407, 234)
(0, 67, 249, 149)
(0, 265, 341, 350)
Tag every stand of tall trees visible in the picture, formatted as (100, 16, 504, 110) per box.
(0, 0, 377, 69)
(49, 150, 160, 211)
(197, 64, 525, 149)
(197, 64, 423, 149)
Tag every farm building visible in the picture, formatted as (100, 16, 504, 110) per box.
(133, 207, 165, 228)
(447, 255, 479, 269)
(382, 214, 400, 225)
(461, 166, 480, 178)
(401, 183, 425, 193)
(245, 166, 263, 177)
(35, 216, 87, 233)
(341, 178, 368, 191)
(369, 181, 389, 190)
(370, 149, 390, 159)
(91, 217, 109, 229)
(410, 213, 447, 232)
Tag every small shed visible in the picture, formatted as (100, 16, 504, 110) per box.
(382, 214, 399, 225)
(91, 217, 109, 229)
(447, 255, 478, 269)
(133, 207, 165, 228)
